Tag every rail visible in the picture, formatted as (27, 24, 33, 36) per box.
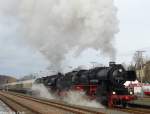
(113, 107, 150, 114)
(0, 91, 105, 114)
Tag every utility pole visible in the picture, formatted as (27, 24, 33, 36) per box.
(135, 50, 145, 97)
(136, 50, 145, 83)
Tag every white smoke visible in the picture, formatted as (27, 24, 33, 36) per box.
(32, 83, 55, 99)
(32, 83, 103, 108)
(0, 0, 118, 71)
(63, 91, 103, 108)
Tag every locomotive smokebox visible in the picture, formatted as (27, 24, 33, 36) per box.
(109, 61, 116, 67)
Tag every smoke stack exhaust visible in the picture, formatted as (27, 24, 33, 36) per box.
(109, 61, 116, 67)
(0, 0, 119, 71)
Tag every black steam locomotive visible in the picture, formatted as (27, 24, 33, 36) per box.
(35, 62, 137, 107)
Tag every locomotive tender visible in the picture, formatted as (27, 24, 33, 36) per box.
(35, 62, 137, 107)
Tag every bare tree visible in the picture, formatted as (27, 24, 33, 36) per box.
(133, 51, 145, 82)
(127, 64, 135, 70)
(133, 51, 145, 70)
(143, 61, 150, 83)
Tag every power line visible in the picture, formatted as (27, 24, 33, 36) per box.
(117, 47, 150, 56)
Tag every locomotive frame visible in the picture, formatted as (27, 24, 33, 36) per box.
(35, 62, 137, 107)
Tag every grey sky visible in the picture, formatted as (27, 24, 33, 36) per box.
(0, 0, 150, 78)
(0, 18, 49, 77)
(115, 0, 150, 63)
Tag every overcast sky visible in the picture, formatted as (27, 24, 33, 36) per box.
(115, 0, 150, 63)
(0, 0, 150, 78)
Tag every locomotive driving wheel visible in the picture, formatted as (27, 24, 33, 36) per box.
(122, 101, 127, 108)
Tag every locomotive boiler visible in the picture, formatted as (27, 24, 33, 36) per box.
(35, 62, 137, 107)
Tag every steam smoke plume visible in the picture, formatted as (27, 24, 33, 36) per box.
(0, 0, 119, 70)
(63, 91, 103, 108)
(32, 83, 103, 108)
(32, 83, 55, 99)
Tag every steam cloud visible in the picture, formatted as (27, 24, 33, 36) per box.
(32, 83, 103, 108)
(63, 91, 103, 108)
(0, 0, 119, 71)
(32, 83, 55, 99)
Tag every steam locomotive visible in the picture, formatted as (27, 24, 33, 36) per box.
(35, 62, 137, 107)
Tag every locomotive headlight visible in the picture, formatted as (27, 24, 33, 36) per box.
(119, 69, 123, 72)
(130, 91, 133, 95)
(112, 91, 116, 95)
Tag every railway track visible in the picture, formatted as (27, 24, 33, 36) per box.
(0, 91, 105, 114)
(1, 91, 150, 114)
(114, 107, 150, 114)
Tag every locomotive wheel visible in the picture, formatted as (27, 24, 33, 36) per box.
(108, 101, 113, 108)
(122, 101, 127, 108)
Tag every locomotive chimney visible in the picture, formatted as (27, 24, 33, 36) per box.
(109, 61, 116, 67)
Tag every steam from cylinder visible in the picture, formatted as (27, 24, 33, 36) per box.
(0, 0, 119, 71)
